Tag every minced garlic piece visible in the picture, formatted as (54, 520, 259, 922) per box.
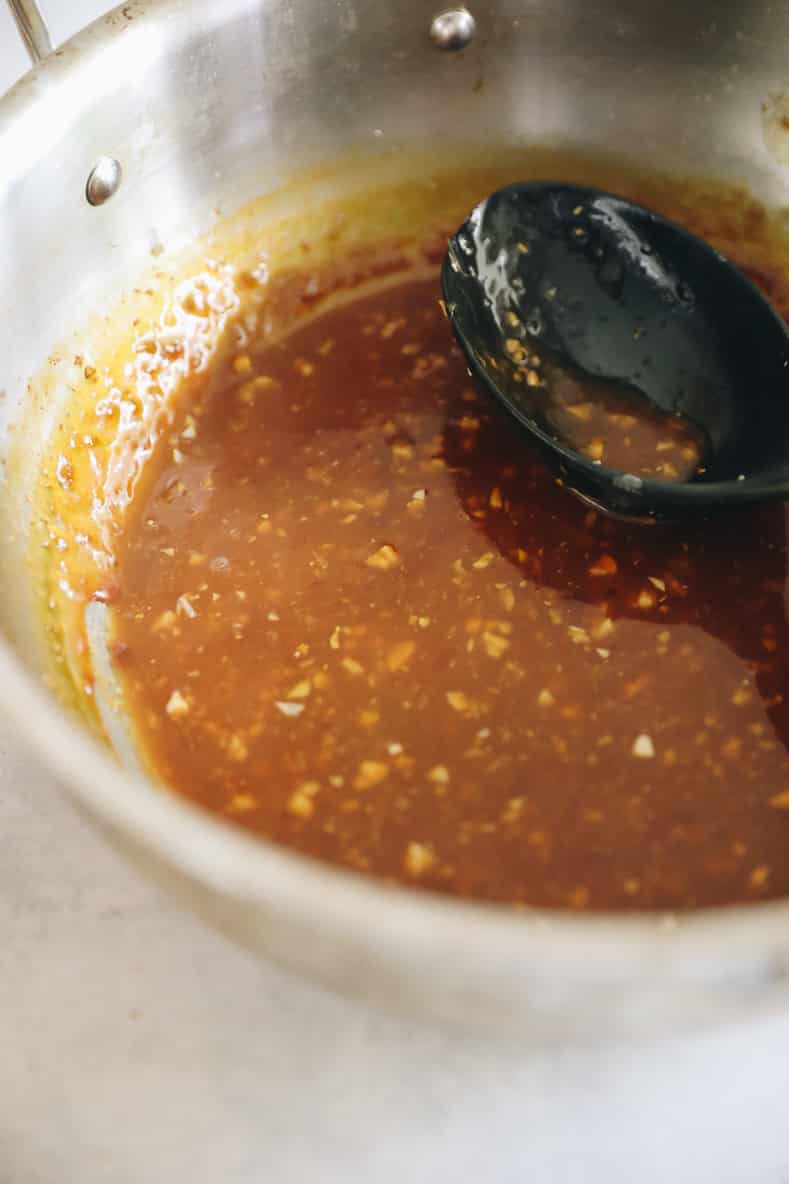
(593, 617, 615, 640)
(353, 760, 389, 790)
(498, 586, 515, 612)
(153, 609, 177, 633)
(472, 552, 495, 570)
(501, 796, 525, 822)
(482, 631, 509, 659)
(176, 593, 197, 619)
(632, 733, 656, 759)
(275, 700, 305, 718)
(229, 793, 256, 813)
(227, 733, 248, 762)
(386, 640, 416, 672)
(404, 841, 436, 877)
(288, 782, 320, 820)
(165, 689, 190, 718)
(367, 544, 399, 570)
(589, 554, 617, 577)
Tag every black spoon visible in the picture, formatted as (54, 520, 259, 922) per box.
(441, 181, 789, 518)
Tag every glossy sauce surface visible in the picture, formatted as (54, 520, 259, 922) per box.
(530, 356, 707, 480)
(110, 266, 789, 910)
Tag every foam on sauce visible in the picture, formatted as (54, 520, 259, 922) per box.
(33, 150, 789, 910)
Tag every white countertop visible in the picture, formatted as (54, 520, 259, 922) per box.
(2, 6, 789, 1182)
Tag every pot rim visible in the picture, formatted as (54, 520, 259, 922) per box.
(3, 0, 789, 1019)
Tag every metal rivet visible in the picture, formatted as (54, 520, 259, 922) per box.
(85, 157, 122, 207)
(429, 8, 476, 51)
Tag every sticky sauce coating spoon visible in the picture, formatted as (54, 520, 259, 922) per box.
(441, 182, 789, 518)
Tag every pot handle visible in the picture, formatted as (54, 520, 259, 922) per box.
(7, 0, 53, 65)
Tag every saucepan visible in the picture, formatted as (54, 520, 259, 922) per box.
(3, 0, 789, 1042)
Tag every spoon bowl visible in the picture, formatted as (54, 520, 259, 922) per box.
(441, 182, 789, 517)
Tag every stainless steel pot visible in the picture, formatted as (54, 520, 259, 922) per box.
(3, 0, 789, 1042)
